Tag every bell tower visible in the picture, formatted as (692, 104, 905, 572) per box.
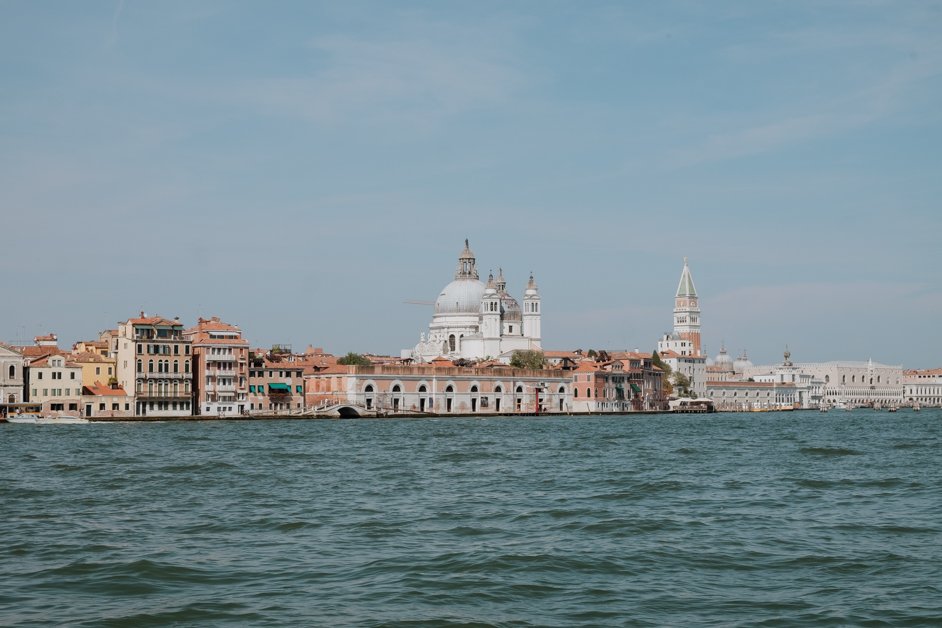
(673, 257, 701, 357)
(523, 272, 541, 342)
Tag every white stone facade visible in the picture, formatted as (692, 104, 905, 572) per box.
(903, 369, 942, 407)
(0, 344, 25, 407)
(403, 241, 542, 363)
(791, 360, 902, 408)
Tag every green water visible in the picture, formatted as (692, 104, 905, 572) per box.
(2, 410, 940, 626)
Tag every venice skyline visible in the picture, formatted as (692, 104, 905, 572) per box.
(1, 1, 940, 367)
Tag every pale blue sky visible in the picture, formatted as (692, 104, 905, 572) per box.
(2, 1, 940, 367)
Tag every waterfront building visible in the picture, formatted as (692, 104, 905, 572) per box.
(115, 314, 194, 416)
(657, 258, 707, 396)
(26, 354, 83, 415)
(402, 240, 542, 363)
(570, 360, 642, 413)
(306, 363, 572, 415)
(248, 351, 305, 414)
(81, 380, 133, 418)
(705, 380, 798, 411)
(746, 348, 823, 409)
(69, 351, 116, 389)
(751, 359, 903, 408)
(184, 317, 250, 417)
(903, 368, 942, 407)
(0, 344, 26, 412)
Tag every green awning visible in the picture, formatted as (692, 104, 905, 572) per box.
(269, 383, 291, 392)
(630, 383, 642, 393)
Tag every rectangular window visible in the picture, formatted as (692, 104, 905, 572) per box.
(71, 372, 76, 379)
(96, 367, 101, 375)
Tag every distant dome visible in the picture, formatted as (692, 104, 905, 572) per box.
(500, 293, 522, 321)
(733, 351, 753, 373)
(436, 279, 486, 314)
(715, 347, 734, 369)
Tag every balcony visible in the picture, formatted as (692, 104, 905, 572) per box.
(212, 384, 237, 393)
(205, 354, 236, 363)
(136, 390, 192, 399)
(209, 369, 237, 377)
(138, 372, 192, 380)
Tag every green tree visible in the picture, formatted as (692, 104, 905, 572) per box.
(652, 350, 673, 397)
(671, 372, 693, 398)
(337, 352, 372, 366)
(586, 349, 598, 359)
(510, 350, 546, 369)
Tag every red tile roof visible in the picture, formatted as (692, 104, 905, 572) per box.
(83, 381, 129, 396)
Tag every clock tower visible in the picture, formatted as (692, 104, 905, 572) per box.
(673, 257, 702, 357)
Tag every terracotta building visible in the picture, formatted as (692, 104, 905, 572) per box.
(184, 317, 249, 417)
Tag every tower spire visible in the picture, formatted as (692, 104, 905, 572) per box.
(454, 239, 479, 280)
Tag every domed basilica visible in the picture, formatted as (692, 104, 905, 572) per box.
(402, 240, 542, 363)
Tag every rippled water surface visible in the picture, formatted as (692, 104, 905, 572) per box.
(2, 410, 941, 626)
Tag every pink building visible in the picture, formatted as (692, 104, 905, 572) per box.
(184, 317, 250, 416)
(306, 363, 573, 416)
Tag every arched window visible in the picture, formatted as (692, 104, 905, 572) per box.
(392, 384, 401, 393)
(174, 361, 179, 374)
(494, 386, 502, 394)
(148, 360, 154, 373)
(586, 387, 591, 398)
(418, 385, 426, 393)
(516, 385, 523, 393)
(8, 365, 14, 379)
(185, 360, 190, 374)
(574, 388, 579, 398)
(470, 385, 478, 394)
(448, 335, 456, 352)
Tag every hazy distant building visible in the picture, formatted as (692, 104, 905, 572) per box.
(402, 240, 542, 363)
(903, 368, 942, 407)
(746, 359, 902, 408)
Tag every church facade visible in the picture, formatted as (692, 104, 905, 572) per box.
(402, 240, 542, 363)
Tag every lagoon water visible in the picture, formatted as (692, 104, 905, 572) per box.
(2, 410, 940, 626)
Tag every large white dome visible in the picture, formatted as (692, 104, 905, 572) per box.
(435, 278, 486, 314)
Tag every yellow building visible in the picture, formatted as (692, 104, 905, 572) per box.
(70, 351, 117, 388)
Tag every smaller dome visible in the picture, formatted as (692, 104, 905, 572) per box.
(500, 294, 522, 321)
(715, 350, 733, 366)
(733, 351, 753, 373)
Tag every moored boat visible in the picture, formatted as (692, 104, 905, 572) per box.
(6, 413, 41, 424)
(35, 415, 90, 425)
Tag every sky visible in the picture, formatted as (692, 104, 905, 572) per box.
(1, 1, 940, 367)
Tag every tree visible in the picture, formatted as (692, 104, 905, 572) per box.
(586, 349, 598, 359)
(652, 350, 673, 397)
(671, 372, 693, 398)
(337, 352, 371, 366)
(510, 350, 545, 370)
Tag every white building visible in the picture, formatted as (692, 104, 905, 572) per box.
(0, 344, 26, 410)
(403, 240, 542, 363)
(746, 348, 824, 409)
(903, 368, 942, 407)
(657, 258, 706, 396)
(786, 359, 902, 408)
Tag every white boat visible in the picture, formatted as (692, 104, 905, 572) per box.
(35, 415, 90, 425)
(6, 413, 40, 424)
